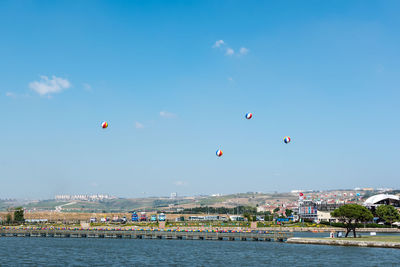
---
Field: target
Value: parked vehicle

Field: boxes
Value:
[131,212,139,222]
[140,213,147,222]
[158,213,166,221]
[150,215,157,222]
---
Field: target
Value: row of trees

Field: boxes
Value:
[376,205,400,226]
[331,204,400,238]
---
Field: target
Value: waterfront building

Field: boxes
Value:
[363,194,400,210]
[316,201,344,212]
[362,188,374,191]
[298,199,318,221]
[229,215,245,221]
[316,211,337,223]
[256,206,266,213]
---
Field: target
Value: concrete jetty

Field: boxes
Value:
[0,228,293,242]
[287,237,400,249]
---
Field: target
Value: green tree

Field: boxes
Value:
[376,205,400,227]
[6,214,12,224]
[13,207,24,223]
[263,211,272,221]
[331,204,373,238]
[273,207,280,213]
[243,212,252,221]
[285,209,293,217]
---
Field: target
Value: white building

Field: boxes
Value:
[257,206,266,213]
[363,194,400,209]
[317,211,337,223]
[298,200,318,221]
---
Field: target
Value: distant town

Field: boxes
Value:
[0,187,399,226]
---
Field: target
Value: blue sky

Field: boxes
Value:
[0,1,399,199]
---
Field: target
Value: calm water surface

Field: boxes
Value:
[0,236,398,266]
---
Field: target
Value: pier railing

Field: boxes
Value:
[0,228,293,242]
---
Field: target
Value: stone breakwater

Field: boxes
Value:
[287,238,400,249]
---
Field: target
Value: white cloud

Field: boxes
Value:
[29,75,71,96]
[239,47,249,55]
[160,111,176,118]
[227,77,233,81]
[212,40,249,57]
[213,40,225,48]
[5,92,16,98]
[226,48,234,56]
[135,122,144,129]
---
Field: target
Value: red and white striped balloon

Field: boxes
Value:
[101,121,108,129]
[216,149,223,157]
[245,113,253,119]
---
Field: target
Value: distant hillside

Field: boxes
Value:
[23,197,196,213]
[19,192,298,213]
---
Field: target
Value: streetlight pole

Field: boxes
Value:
[142,192,146,213]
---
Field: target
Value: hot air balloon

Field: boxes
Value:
[245,113,253,120]
[101,121,108,129]
[216,149,223,157]
[356,193,360,196]
[284,136,291,144]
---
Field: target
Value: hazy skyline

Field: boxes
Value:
[1,1,399,198]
